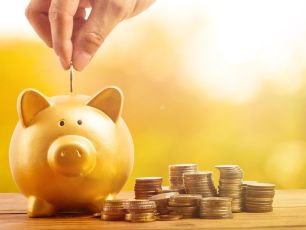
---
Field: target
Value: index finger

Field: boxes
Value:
[49,0,79,69]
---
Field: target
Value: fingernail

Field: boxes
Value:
[57,56,70,70]
[73,51,91,71]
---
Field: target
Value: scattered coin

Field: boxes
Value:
[149,192,179,214]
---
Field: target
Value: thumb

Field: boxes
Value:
[72,1,124,71]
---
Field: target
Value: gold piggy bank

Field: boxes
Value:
[9,86,134,217]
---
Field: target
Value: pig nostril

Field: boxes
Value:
[59,120,65,126]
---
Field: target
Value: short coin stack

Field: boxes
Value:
[149,192,178,214]
[183,171,217,197]
[200,197,233,219]
[169,164,198,190]
[167,194,201,218]
[134,177,163,199]
[101,199,128,221]
[245,183,275,213]
[216,165,243,212]
[242,181,257,210]
[125,200,157,222]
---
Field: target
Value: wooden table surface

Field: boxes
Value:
[0,190,306,230]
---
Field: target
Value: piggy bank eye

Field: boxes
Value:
[77,120,82,125]
[59,120,65,126]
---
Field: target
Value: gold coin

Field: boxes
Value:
[247,183,275,189]
[183,171,213,177]
[101,214,125,221]
[128,209,157,214]
[125,212,157,222]
[136,177,162,181]
[170,194,202,200]
[169,164,198,169]
[157,214,183,221]
[93,212,101,218]
[215,165,239,169]
[149,192,179,201]
[127,199,155,205]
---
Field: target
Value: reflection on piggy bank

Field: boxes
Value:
[9,86,134,217]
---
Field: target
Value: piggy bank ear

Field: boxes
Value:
[86,86,123,123]
[17,89,51,127]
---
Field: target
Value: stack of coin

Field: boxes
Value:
[245,183,275,213]
[167,194,201,218]
[169,164,198,190]
[125,200,157,222]
[101,199,128,221]
[183,171,217,197]
[216,165,243,212]
[242,181,258,210]
[162,186,185,194]
[199,197,233,219]
[149,192,178,214]
[134,177,163,199]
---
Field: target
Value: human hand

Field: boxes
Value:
[25,0,155,71]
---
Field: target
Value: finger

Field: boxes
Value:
[74,7,87,21]
[128,0,156,18]
[49,0,80,69]
[79,0,91,8]
[72,7,87,41]
[72,1,124,71]
[25,0,52,47]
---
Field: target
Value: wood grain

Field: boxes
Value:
[0,190,305,230]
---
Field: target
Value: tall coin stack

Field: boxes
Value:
[134,177,163,199]
[183,171,217,197]
[200,197,233,219]
[101,199,128,221]
[169,164,198,190]
[245,183,275,213]
[126,200,157,222]
[167,194,201,218]
[149,192,178,214]
[216,165,243,212]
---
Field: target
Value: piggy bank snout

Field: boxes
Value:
[48,135,97,177]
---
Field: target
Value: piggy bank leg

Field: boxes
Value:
[28,196,56,217]
[87,194,117,213]
[87,198,105,213]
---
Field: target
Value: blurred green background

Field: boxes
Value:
[1,1,306,192]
